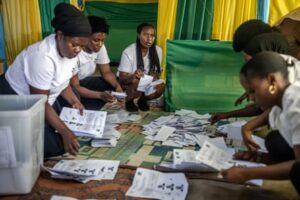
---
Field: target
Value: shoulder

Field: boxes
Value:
[155,45,162,55]
[123,43,136,54]
[283,82,300,110]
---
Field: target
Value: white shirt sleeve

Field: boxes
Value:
[95,45,110,65]
[156,45,163,66]
[284,86,300,145]
[118,50,134,74]
[24,53,55,90]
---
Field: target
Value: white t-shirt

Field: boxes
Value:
[5,34,78,105]
[118,43,162,75]
[75,45,110,80]
[269,81,300,147]
[280,54,300,83]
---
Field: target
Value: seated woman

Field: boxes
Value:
[71,16,123,110]
[0,3,91,158]
[118,23,165,112]
[221,52,300,195]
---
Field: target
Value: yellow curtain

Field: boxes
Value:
[269,0,300,25]
[85,0,157,3]
[1,0,42,65]
[156,0,178,79]
[212,0,257,41]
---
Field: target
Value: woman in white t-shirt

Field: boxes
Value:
[70,16,123,110]
[118,23,165,112]
[221,52,300,195]
[0,3,91,158]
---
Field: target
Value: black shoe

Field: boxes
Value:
[125,100,138,112]
[137,97,149,111]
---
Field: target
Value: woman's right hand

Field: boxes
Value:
[62,131,80,156]
[209,112,229,124]
[241,125,260,152]
[99,91,115,103]
[134,69,144,79]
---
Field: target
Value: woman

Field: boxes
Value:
[221,52,300,195]
[118,23,165,112]
[0,3,91,158]
[70,16,123,110]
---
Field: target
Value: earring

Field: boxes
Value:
[269,85,276,95]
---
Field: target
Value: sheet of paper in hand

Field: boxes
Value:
[137,74,153,92]
[59,107,107,138]
[126,168,188,200]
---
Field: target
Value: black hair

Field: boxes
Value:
[233,19,272,52]
[51,3,91,37]
[244,51,289,81]
[240,65,247,76]
[136,23,161,75]
[88,15,110,34]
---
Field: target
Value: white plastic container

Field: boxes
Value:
[0,95,46,195]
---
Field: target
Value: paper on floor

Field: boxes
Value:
[126,168,188,200]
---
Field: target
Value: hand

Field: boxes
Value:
[233,151,259,162]
[72,101,84,115]
[134,69,144,79]
[115,85,123,93]
[209,112,229,124]
[62,131,80,156]
[221,167,249,183]
[241,126,260,151]
[234,92,249,106]
[99,91,115,103]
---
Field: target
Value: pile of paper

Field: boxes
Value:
[142,109,213,147]
[91,110,141,147]
[137,74,165,96]
[172,140,264,186]
[59,107,107,138]
[45,160,119,183]
[126,168,188,200]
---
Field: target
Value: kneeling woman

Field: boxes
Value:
[0,3,91,158]
[118,23,165,112]
[221,52,300,195]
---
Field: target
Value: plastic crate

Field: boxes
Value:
[0,95,46,195]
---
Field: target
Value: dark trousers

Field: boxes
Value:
[79,76,114,110]
[265,130,295,163]
[0,74,66,159]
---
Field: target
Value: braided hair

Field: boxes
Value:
[136,23,161,75]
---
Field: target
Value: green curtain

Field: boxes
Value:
[39,0,69,38]
[165,40,245,113]
[174,0,213,40]
[84,2,158,63]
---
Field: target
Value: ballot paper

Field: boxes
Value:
[59,107,107,138]
[144,79,165,96]
[46,160,119,183]
[0,126,17,168]
[226,120,247,140]
[152,125,176,141]
[252,135,268,153]
[91,138,117,147]
[111,91,127,99]
[126,168,188,200]
[137,74,153,92]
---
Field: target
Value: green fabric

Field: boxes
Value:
[39,0,69,38]
[174,0,213,40]
[165,40,245,113]
[84,2,158,63]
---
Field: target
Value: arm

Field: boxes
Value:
[119,70,143,86]
[241,109,270,151]
[98,64,123,92]
[60,84,84,114]
[30,86,80,156]
[210,104,263,124]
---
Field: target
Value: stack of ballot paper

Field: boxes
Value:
[171,141,265,186]
[126,168,188,200]
[142,109,213,147]
[137,74,153,92]
[59,107,107,138]
[111,91,127,99]
[45,160,119,183]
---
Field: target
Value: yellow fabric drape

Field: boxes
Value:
[269,0,300,25]
[156,0,178,79]
[212,0,257,41]
[1,0,42,65]
[70,0,85,11]
[85,0,157,3]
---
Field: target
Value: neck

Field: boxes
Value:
[276,82,290,108]
[55,36,63,58]
[141,46,148,57]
